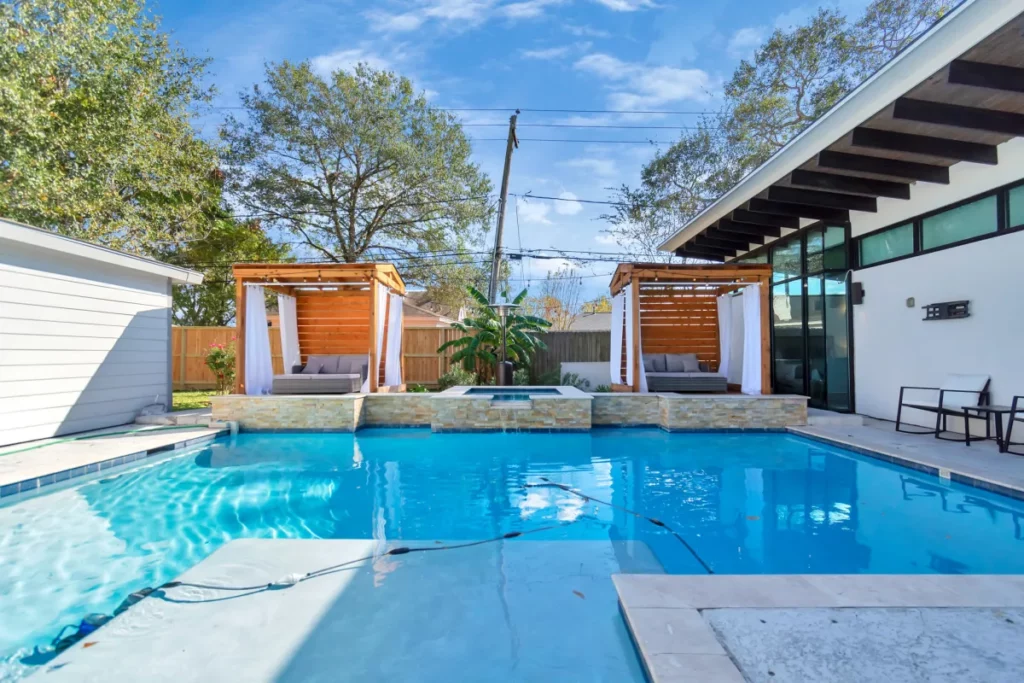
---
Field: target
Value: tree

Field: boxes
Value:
[158,216,290,326]
[438,286,551,369]
[222,61,493,281]
[606,0,948,251]
[524,266,583,331]
[0,0,221,252]
[582,296,612,314]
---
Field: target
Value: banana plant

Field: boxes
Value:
[437,286,552,370]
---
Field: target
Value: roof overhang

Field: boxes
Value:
[659,0,1024,260]
[0,218,203,284]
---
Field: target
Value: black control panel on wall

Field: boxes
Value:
[922,300,970,321]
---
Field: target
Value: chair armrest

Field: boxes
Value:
[698,361,710,372]
[291,364,305,374]
[899,385,940,391]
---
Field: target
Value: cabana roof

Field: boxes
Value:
[233,263,405,295]
[610,263,772,295]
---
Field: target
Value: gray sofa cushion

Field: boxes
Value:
[664,353,700,373]
[301,356,328,374]
[643,353,667,372]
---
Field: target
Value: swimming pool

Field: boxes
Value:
[2,428,1023,681]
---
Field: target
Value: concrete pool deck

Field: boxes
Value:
[790,417,1024,499]
[0,424,227,499]
[614,574,1024,682]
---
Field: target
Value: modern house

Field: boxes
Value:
[0,219,203,446]
[658,0,1024,428]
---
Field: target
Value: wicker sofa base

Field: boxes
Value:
[647,373,728,393]
[271,374,361,394]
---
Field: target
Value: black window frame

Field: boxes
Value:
[852,177,1024,270]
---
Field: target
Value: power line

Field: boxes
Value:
[471,138,672,144]
[208,105,711,115]
[463,123,706,130]
[512,193,624,207]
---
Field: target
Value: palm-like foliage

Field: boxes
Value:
[438,286,552,369]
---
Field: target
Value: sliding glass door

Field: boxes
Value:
[768,226,853,412]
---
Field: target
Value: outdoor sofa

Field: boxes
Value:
[1004,395,1024,454]
[643,353,728,393]
[271,354,367,395]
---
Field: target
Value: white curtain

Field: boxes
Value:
[277,293,300,374]
[716,293,732,381]
[609,292,625,385]
[623,285,649,393]
[244,284,273,395]
[385,293,403,386]
[741,284,762,395]
[361,283,389,392]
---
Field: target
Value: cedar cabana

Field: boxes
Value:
[233,263,406,394]
[608,263,772,394]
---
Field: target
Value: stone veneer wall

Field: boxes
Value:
[213,393,806,432]
[361,395,434,426]
[660,395,807,429]
[590,395,660,426]
[212,395,364,431]
[431,397,592,431]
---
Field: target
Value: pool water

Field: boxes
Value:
[464,387,560,401]
[2,429,1023,681]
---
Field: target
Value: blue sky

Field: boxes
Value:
[158,0,869,299]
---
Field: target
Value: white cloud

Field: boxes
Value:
[564,24,611,38]
[310,49,392,77]
[499,0,565,19]
[574,53,712,108]
[562,157,617,177]
[516,199,552,224]
[520,45,572,60]
[591,0,656,10]
[365,10,425,32]
[554,191,583,215]
[727,26,766,59]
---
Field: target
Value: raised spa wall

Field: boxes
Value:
[212,392,808,432]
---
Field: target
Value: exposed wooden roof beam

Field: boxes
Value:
[948,59,1024,94]
[731,208,800,229]
[850,127,998,164]
[747,197,850,223]
[705,227,758,248]
[817,150,949,184]
[716,217,783,239]
[767,185,878,212]
[675,246,728,262]
[892,97,1024,136]
[695,233,749,251]
[789,169,911,199]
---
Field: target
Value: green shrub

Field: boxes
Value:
[513,368,530,386]
[593,384,611,393]
[407,384,430,393]
[438,366,478,390]
[536,368,560,386]
[560,372,590,390]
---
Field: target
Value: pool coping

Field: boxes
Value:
[613,574,1024,683]
[787,426,1024,502]
[0,429,227,500]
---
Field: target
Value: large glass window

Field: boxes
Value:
[1009,184,1024,229]
[921,195,997,250]
[823,274,851,412]
[858,223,913,266]
[772,240,801,281]
[738,252,768,264]
[772,280,804,396]
[823,226,847,270]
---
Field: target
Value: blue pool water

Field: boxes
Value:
[2,429,1023,681]
[464,387,560,400]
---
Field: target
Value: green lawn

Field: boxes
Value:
[172,390,217,411]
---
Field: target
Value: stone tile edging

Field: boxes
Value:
[0,430,226,500]
[789,427,1024,501]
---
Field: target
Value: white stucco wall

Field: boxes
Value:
[850,146,1024,426]
[0,240,173,446]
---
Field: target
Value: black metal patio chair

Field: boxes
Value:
[895,374,990,441]
[1004,395,1024,454]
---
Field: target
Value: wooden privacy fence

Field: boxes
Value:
[173,326,610,390]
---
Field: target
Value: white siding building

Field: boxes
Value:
[0,219,202,446]
[658,0,1024,430]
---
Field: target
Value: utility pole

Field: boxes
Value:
[488,110,519,303]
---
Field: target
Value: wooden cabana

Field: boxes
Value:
[609,263,772,394]
[233,263,406,394]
